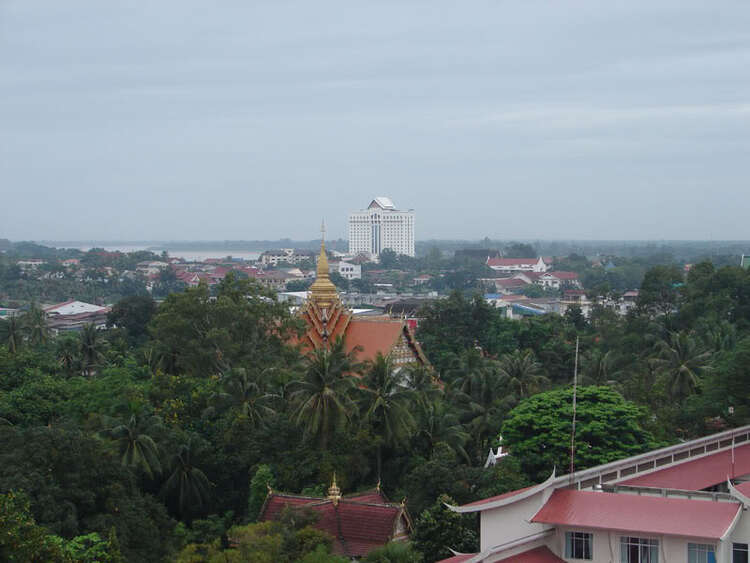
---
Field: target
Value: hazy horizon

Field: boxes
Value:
[2,1,749,241]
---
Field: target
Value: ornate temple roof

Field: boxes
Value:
[295,233,427,365]
[259,481,411,558]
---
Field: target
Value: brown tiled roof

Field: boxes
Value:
[259,492,408,557]
[344,319,405,362]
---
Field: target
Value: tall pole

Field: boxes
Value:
[569,336,579,485]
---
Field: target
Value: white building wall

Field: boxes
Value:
[334,261,361,280]
[348,200,415,257]
[479,493,551,552]
[543,527,724,563]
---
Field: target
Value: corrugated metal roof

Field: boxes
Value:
[461,486,534,508]
[531,489,739,539]
[437,546,564,563]
[499,547,565,562]
[622,442,750,490]
[735,480,750,496]
[437,554,477,563]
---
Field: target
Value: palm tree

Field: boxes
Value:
[403,364,442,407]
[699,320,737,353]
[456,348,501,405]
[414,400,470,462]
[206,367,278,429]
[1,315,22,354]
[104,414,163,479]
[79,323,106,377]
[359,353,416,478]
[450,350,511,463]
[581,349,622,386]
[24,304,49,347]
[286,337,360,449]
[498,349,548,399]
[56,335,79,377]
[651,331,712,402]
[161,439,212,518]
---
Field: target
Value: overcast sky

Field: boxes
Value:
[1,1,749,241]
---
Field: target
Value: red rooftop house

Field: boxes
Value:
[439,424,750,562]
[259,477,412,558]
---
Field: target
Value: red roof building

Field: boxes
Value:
[259,480,411,558]
[531,489,740,540]
[294,240,428,366]
[442,425,750,562]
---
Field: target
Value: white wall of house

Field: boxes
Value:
[333,261,361,280]
[545,527,725,563]
[479,493,551,552]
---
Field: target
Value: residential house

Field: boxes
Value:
[486,257,551,273]
[259,249,315,266]
[16,259,46,271]
[412,274,432,286]
[560,289,593,317]
[136,261,169,276]
[537,271,582,290]
[330,260,362,280]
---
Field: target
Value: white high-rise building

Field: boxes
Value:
[348,197,415,258]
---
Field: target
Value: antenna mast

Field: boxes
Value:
[569,335,579,485]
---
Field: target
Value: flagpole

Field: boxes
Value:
[569,336,579,485]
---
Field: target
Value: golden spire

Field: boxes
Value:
[308,220,339,310]
[327,472,342,505]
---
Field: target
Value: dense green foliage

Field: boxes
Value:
[501,386,656,481]
[1,257,749,561]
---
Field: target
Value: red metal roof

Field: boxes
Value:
[546,271,578,280]
[531,489,739,539]
[461,486,533,508]
[437,547,565,562]
[437,554,477,563]
[495,278,528,288]
[499,547,565,562]
[736,481,750,496]
[622,442,750,490]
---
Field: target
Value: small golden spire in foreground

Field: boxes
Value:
[328,472,342,505]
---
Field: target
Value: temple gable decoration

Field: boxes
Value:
[297,232,427,365]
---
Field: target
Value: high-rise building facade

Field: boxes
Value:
[348,197,415,258]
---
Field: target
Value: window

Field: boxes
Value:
[565,531,592,559]
[735,544,749,563]
[621,537,658,563]
[689,544,716,563]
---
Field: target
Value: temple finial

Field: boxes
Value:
[321,219,326,243]
[328,472,342,505]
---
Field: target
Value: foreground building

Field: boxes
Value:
[348,197,415,258]
[295,237,427,365]
[440,425,750,563]
[259,478,411,558]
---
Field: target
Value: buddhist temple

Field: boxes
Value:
[259,476,412,558]
[296,230,428,366]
